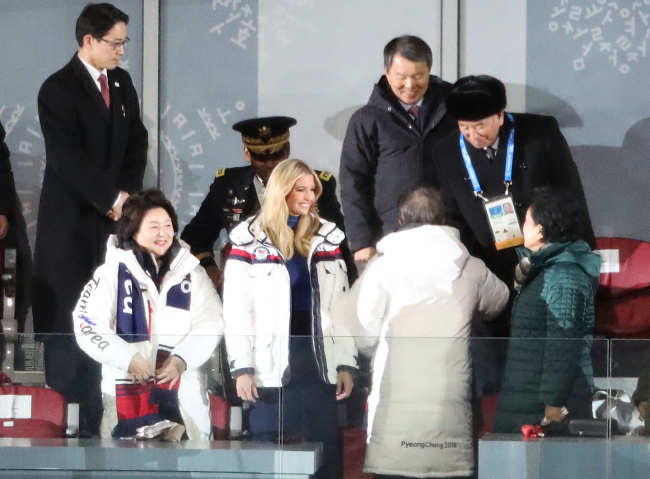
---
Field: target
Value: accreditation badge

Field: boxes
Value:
[483,195,524,250]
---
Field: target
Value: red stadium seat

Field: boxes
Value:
[0,376,66,438]
[595,237,650,338]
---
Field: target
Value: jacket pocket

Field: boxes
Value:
[251,263,277,310]
[318,261,342,313]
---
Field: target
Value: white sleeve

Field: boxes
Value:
[222,250,256,373]
[171,267,225,372]
[72,264,140,372]
[329,258,358,369]
[471,257,510,321]
[354,258,388,353]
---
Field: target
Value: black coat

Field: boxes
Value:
[181,165,357,282]
[0,122,18,218]
[33,54,148,334]
[0,121,32,332]
[432,113,596,289]
[339,75,456,252]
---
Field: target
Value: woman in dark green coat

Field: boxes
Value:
[493,187,602,433]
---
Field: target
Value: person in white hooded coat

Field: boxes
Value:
[73,189,224,440]
[342,187,508,479]
[223,159,357,479]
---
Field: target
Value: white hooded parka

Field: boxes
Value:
[340,225,509,477]
[73,236,224,440]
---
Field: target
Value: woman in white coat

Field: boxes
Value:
[223,159,357,479]
[73,189,224,440]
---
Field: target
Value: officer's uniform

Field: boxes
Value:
[181,116,356,282]
[181,165,348,268]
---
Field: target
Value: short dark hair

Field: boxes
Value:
[384,36,433,70]
[117,189,178,245]
[249,142,290,162]
[528,187,585,244]
[446,75,507,121]
[75,3,129,46]
[398,186,445,226]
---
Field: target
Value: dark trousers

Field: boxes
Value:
[375,475,475,479]
[248,337,341,479]
[44,336,103,436]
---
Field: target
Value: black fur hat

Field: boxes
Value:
[445,75,507,121]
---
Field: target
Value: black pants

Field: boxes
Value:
[248,336,341,479]
[375,475,475,479]
[44,336,103,436]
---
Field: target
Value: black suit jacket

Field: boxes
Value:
[0,122,18,218]
[432,113,596,286]
[33,54,148,333]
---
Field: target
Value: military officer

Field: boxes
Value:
[181,116,355,289]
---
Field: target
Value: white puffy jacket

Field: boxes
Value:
[223,216,357,387]
[337,225,508,477]
[73,236,224,440]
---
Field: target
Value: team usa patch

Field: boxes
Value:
[229,247,282,264]
[254,246,269,261]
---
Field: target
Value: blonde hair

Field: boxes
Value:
[258,159,322,259]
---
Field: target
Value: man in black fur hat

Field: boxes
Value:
[434,75,595,295]
[431,75,595,397]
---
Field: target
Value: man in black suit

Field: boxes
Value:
[0,122,17,243]
[33,3,148,435]
[432,75,595,398]
[1,121,18,365]
[182,116,355,289]
[340,35,456,264]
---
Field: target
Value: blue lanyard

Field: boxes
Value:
[459,113,515,201]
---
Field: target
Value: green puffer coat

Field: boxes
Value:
[493,241,601,433]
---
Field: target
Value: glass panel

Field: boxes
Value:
[0,332,290,476]
[284,336,609,479]
[609,339,647,436]
[0,332,622,476]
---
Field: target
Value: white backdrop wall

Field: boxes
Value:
[461,0,650,241]
[257,0,442,176]
[460,0,527,110]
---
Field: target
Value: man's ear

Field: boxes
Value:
[243,146,251,163]
[82,34,95,50]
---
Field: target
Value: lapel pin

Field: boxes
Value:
[114,82,120,87]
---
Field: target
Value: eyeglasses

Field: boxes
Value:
[98,37,130,51]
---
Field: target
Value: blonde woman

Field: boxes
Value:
[223,159,356,479]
